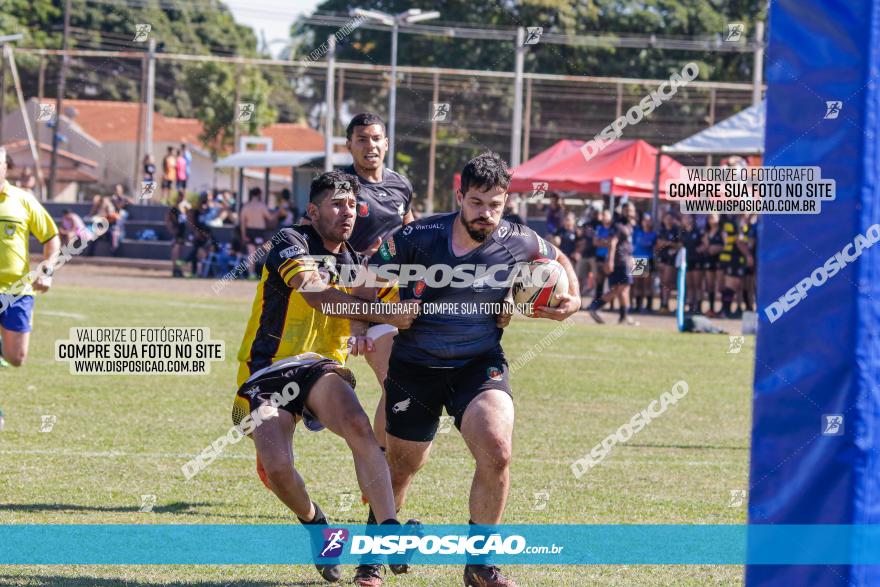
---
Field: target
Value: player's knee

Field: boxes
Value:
[478,439,512,472]
[260,457,295,487]
[390,450,427,479]
[5,349,26,367]
[342,411,375,444]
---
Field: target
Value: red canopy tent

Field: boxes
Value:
[507,139,683,198]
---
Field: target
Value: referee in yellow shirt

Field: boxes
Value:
[0,147,60,367]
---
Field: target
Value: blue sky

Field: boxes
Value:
[225,0,323,53]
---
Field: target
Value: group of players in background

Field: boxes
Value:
[546,197,759,321]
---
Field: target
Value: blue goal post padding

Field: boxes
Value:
[748,1,880,586]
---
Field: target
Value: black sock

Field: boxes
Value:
[366,506,377,526]
[619,306,626,320]
[709,291,716,311]
[588,297,606,311]
[721,288,734,314]
[634,296,642,310]
[646,295,653,311]
[743,290,753,311]
[298,501,325,525]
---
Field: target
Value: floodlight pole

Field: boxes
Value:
[324,34,336,172]
[48,0,71,201]
[388,21,399,168]
[353,8,440,170]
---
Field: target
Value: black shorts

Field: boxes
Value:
[176,179,187,190]
[723,262,746,278]
[232,353,356,434]
[657,251,676,267]
[385,351,511,442]
[245,228,270,245]
[686,256,705,272]
[702,257,720,271]
[608,264,633,286]
[162,179,173,189]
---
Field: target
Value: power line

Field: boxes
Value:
[300,14,763,53]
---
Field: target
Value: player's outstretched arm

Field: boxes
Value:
[533,245,580,321]
[289,269,420,330]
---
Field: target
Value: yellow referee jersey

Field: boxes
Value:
[0,181,58,294]
[236,224,365,386]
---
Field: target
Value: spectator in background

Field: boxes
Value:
[503,197,525,225]
[187,193,213,277]
[239,187,275,278]
[17,167,36,191]
[181,143,192,183]
[545,193,563,236]
[175,148,188,193]
[86,195,121,255]
[111,184,133,251]
[165,191,190,278]
[588,202,638,325]
[655,212,682,313]
[58,209,90,247]
[277,188,296,229]
[742,213,758,314]
[631,212,657,313]
[143,154,156,184]
[553,211,578,261]
[161,146,176,202]
[202,191,224,227]
[592,209,614,301]
[700,213,725,316]
[680,213,705,314]
[221,191,238,226]
[574,208,597,307]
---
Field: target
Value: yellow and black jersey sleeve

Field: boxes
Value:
[265,229,315,286]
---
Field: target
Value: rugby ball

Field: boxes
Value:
[512,258,569,316]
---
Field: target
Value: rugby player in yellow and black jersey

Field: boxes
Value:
[233,170,418,584]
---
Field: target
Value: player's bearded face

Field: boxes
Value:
[458,186,506,242]
[312,193,356,242]
[347,124,387,171]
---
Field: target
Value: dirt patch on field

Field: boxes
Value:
[53,264,255,301]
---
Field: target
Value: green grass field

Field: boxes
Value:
[0,275,753,586]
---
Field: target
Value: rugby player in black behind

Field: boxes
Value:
[353,152,580,587]
[233,171,419,583]
[343,112,415,453]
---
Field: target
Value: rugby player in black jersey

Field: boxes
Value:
[353,152,580,587]
[343,113,416,454]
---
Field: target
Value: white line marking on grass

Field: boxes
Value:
[38,311,86,320]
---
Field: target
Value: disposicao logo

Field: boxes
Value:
[320,528,349,558]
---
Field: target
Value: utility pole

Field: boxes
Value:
[36,55,45,136]
[522,77,532,161]
[353,8,440,168]
[0,42,6,142]
[5,43,44,198]
[426,70,439,213]
[48,0,71,200]
[144,38,156,158]
[323,35,335,172]
[388,20,399,168]
[752,21,765,105]
[133,48,147,195]
[510,27,525,169]
[232,60,242,201]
